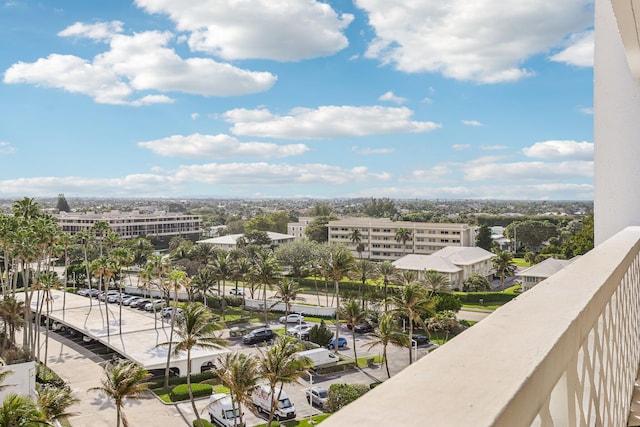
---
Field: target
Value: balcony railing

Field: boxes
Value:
[322,226,640,427]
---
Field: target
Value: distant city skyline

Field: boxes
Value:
[0,0,594,200]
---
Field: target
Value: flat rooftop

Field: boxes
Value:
[22,290,229,374]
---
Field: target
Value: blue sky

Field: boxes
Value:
[0,0,595,200]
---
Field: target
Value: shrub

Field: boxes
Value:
[169,383,213,401]
[454,291,517,305]
[192,420,214,427]
[324,383,369,413]
[315,359,356,375]
[308,320,333,347]
[434,293,462,313]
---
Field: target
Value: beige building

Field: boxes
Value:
[197,231,295,250]
[287,216,316,239]
[517,257,580,291]
[56,210,202,240]
[328,217,475,261]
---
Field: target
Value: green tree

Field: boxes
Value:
[422,270,451,296]
[308,320,333,347]
[322,244,355,354]
[214,352,259,427]
[163,267,188,389]
[273,239,317,278]
[258,336,310,426]
[492,250,515,290]
[390,283,434,365]
[475,224,493,251]
[37,384,79,424]
[434,293,462,313]
[304,216,335,243]
[338,300,367,362]
[0,393,49,427]
[324,383,369,413]
[505,220,558,252]
[158,303,227,427]
[364,314,409,378]
[394,228,412,255]
[376,261,399,312]
[89,361,153,427]
[462,274,491,292]
[349,259,377,310]
[270,279,305,334]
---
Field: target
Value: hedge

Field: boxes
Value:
[152,371,217,389]
[192,420,214,427]
[170,383,213,401]
[454,291,517,305]
[315,359,356,375]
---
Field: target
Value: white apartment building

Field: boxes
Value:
[328,217,475,261]
[56,210,202,240]
[287,216,316,239]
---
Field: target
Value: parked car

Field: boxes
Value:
[286,324,312,337]
[161,307,184,319]
[131,298,151,309]
[80,289,100,298]
[107,293,127,303]
[327,336,348,349]
[76,288,92,297]
[306,386,329,408]
[353,322,374,333]
[229,288,244,296]
[279,313,304,324]
[122,296,142,306]
[144,300,166,311]
[242,328,274,345]
[99,290,120,301]
[412,334,431,346]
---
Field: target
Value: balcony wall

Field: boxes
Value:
[321,227,640,427]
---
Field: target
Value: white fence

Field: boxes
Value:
[243,299,336,317]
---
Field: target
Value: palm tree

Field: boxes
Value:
[270,279,305,334]
[162,267,188,389]
[349,229,363,258]
[90,361,153,427]
[390,283,434,365]
[364,313,409,378]
[0,393,49,426]
[231,257,252,296]
[0,296,24,349]
[376,261,399,312]
[322,244,355,355]
[37,384,79,424]
[91,220,111,257]
[37,272,58,376]
[257,335,310,427]
[492,250,515,290]
[422,269,451,296]
[339,300,367,362]
[350,259,377,310]
[252,253,280,325]
[111,247,134,335]
[395,227,413,255]
[158,303,227,427]
[214,352,259,427]
[191,267,217,308]
[90,256,117,338]
[77,229,94,312]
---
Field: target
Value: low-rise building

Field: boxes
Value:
[328,217,475,261]
[392,246,495,289]
[197,231,295,250]
[518,257,580,291]
[56,210,202,240]
[287,216,316,240]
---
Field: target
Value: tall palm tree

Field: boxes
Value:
[257,335,310,427]
[158,303,227,427]
[162,267,188,389]
[191,267,217,308]
[231,257,252,296]
[91,221,111,257]
[339,300,367,362]
[422,269,451,297]
[77,229,94,312]
[214,352,259,427]
[0,393,49,426]
[270,279,304,334]
[90,256,117,338]
[90,361,153,427]
[376,261,399,312]
[111,247,134,335]
[322,244,355,355]
[37,272,58,375]
[364,313,409,378]
[395,227,412,255]
[0,296,24,349]
[350,259,377,310]
[37,384,79,424]
[390,283,434,365]
[252,253,280,325]
[349,229,363,258]
[492,250,515,290]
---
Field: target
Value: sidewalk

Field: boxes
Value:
[38,332,192,427]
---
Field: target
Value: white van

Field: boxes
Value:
[296,348,338,369]
[208,393,245,427]
[251,384,296,421]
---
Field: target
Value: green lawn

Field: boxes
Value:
[512,257,530,267]
[254,414,330,427]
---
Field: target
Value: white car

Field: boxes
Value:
[279,313,304,324]
[286,324,312,337]
[229,288,244,296]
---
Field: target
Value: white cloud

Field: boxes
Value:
[0,142,16,154]
[134,0,353,61]
[479,145,508,151]
[523,140,593,160]
[464,160,593,181]
[578,106,593,115]
[224,105,441,139]
[355,0,593,83]
[172,162,391,185]
[58,21,124,41]
[549,30,594,67]
[408,165,454,182]
[462,120,484,127]
[378,91,407,104]
[351,146,395,155]
[3,27,277,104]
[452,144,471,151]
[137,133,310,158]
[191,113,200,120]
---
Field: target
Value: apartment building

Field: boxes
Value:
[56,210,202,240]
[287,216,316,239]
[327,217,475,261]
